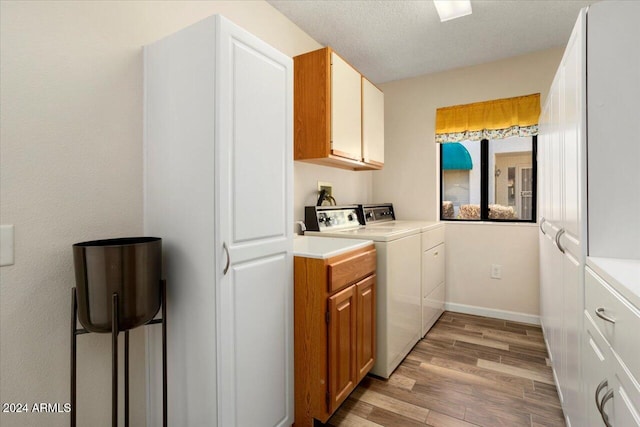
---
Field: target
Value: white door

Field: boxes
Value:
[331,52,362,161]
[362,77,384,165]
[582,313,610,427]
[217,18,293,427]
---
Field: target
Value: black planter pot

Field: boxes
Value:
[72,237,162,333]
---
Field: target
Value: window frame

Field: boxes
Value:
[440,136,537,223]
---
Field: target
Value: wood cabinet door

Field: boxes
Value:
[328,285,357,414]
[356,275,376,381]
[330,52,362,161]
[362,78,384,166]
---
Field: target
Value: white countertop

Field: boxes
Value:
[587,257,640,309]
[293,235,373,259]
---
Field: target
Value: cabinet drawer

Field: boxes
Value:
[612,355,640,427]
[328,248,376,293]
[421,226,445,251]
[585,267,640,381]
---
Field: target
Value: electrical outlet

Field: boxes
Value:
[317,181,332,197]
[491,264,502,279]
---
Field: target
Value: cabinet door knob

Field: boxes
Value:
[600,389,614,427]
[555,228,566,254]
[595,379,608,413]
[223,242,230,275]
[595,307,616,324]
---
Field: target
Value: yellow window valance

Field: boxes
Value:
[435,93,540,143]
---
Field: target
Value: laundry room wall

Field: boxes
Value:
[376,47,565,321]
[0,1,323,426]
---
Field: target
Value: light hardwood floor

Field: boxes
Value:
[325,311,565,427]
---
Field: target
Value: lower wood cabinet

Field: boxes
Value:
[294,245,376,426]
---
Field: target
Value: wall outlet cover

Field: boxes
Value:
[317,181,333,197]
[491,264,502,279]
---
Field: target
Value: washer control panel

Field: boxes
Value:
[304,206,362,232]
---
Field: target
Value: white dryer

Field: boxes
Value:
[360,204,446,337]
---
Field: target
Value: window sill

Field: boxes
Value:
[440,220,538,227]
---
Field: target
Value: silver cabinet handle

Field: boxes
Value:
[223,242,230,275]
[600,389,614,427]
[595,379,608,413]
[555,228,566,254]
[596,307,616,324]
[539,217,546,235]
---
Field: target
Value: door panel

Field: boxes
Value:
[331,52,362,160]
[561,22,585,243]
[362,78,384,164]
[582,313,610,427]
[328,285,357,413]
[229,39,289,244]
[217,17,293,427]
[223,254,291,427]
[356,276,376,381]
[562,252,584,426]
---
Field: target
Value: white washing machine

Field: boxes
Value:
[304,206,422,378]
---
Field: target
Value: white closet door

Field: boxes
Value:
[217,17,293,427]
[561,10,586,255]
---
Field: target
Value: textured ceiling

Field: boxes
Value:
[268,0,597,83]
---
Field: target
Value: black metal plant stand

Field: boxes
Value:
[70,280,167,427]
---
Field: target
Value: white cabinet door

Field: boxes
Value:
[362,77,384,166]
[331,52,362,161]
[562,252,584,426]
[582,313,610,427]
[217,18,293,427]
[560,14,585,244]
[611,363,640,427]
[421,243,444,336]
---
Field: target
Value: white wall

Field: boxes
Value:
[376,47,564,320]
[0,2,327,426]
[294,163,373,225]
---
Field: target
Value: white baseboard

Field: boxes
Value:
[444,302,540,325]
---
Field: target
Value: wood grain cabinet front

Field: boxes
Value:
[293,47,384,171]
[294,245,376,426]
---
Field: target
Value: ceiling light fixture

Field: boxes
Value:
[434,0,473,22]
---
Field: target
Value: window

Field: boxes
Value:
[441,135,536,222]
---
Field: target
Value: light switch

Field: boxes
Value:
[1,225,15,267]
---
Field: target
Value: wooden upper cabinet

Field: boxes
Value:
[294,47,383,171]
[362,78,384,167]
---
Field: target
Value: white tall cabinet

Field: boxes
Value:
[539,3,640,427]
[143,15,293,426]
[538,10,586,426]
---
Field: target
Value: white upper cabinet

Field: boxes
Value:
[362,77,385,167]
[331,51,362,162]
